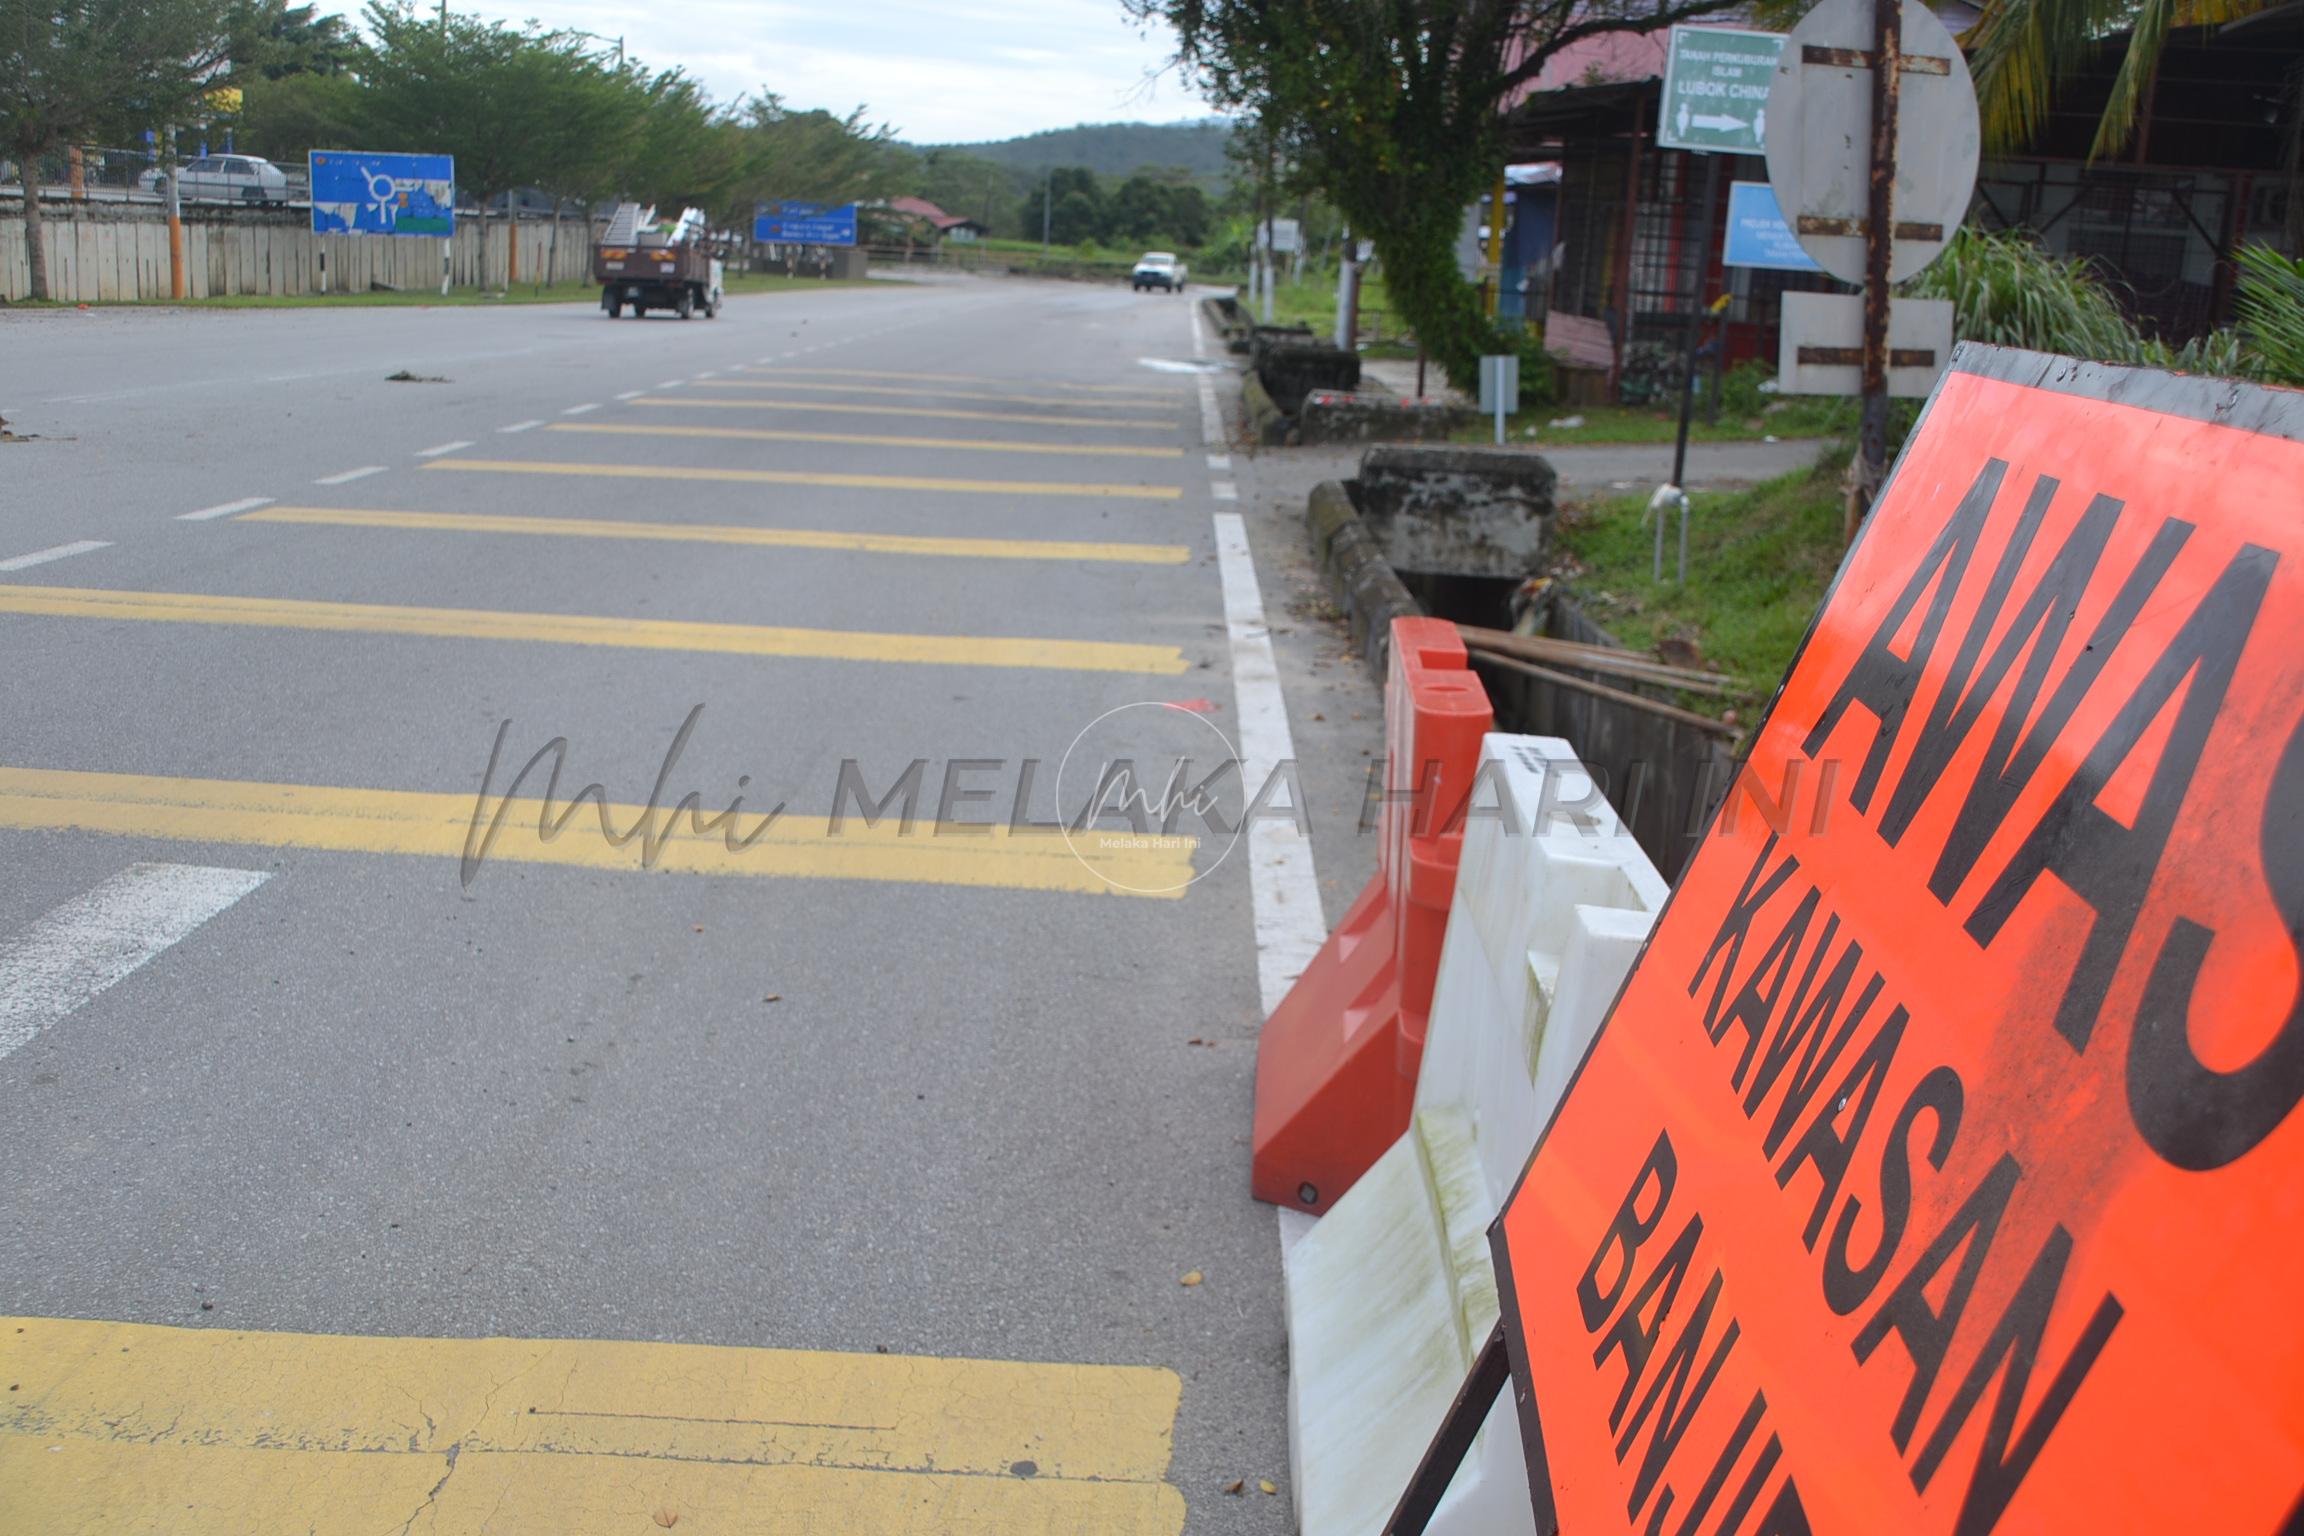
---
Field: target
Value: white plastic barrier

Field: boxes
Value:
[1285,734,1669,1536]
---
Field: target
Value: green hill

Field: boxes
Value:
[923,120,1234,188]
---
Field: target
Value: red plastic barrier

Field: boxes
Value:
[1250,616,1492,1213]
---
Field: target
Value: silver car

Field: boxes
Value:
[139,155,291,206]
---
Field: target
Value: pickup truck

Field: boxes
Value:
[1131,252,1188,292]
[595,203,724,320]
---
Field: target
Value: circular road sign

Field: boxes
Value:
[1763,0,1979,286]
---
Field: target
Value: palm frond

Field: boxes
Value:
[1966,0,2123,152]
[1968,0,2280,157]
[2233,244,2304,385]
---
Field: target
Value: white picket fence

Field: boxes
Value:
[0,204,596,303]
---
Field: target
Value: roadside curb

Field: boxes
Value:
[1199,293,1252,353]
[1307,480,1421,679]
[1243,371,1294,447]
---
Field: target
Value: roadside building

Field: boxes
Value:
[1501,10,2304,400]
[884,196,990,246]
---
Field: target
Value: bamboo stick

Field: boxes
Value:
[1455,624,1747,698]
[1466,651,1742,738]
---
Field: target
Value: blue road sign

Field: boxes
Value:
[753,201,858,247]
[1722,181,1822,272]
[309,151,456,237]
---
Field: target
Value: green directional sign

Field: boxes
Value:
[1657,26,1785,153]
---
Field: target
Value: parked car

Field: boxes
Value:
[1132,251,1188,292]
[137,155,290,206]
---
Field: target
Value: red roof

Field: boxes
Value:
[888,196,986,232]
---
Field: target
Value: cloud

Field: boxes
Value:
[454,0,1214,141]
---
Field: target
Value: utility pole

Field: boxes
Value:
[1260,135,1276,324]
[164,134,186,301]
[1041,166,1052,255]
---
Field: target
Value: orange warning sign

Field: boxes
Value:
[1491,347,2304,1535]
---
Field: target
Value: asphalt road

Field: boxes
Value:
[0,277,1388,1533]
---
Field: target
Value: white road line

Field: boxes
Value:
[314,466,386,485]
[561,403,599,416]
[615,390,643,401]
[0,540,110,571]
[413,440,473,459]
[1213,510,1326,1016]
[497,420,543,434]
[0,863,270,1063]
[1217,505,1332,1261]
[1207,454,1231,472]
[657,379,683,390]
[179,497,272,523]
[1197,378,1225,448]
[693,370,720,379]
[1213,480,1239,502]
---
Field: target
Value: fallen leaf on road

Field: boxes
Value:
[653,1510,679,1528]
[763,994,782,1003]
[1223,1480,1245,1496]
[1180,1270,1203,1287]
[1260,1479,1278,1495]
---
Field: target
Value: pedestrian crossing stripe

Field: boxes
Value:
[740,365,1185,397]
[696,378,1180,411]
[550,421,1185,459]
[0,767,1200,896]
[0,1316,1188,1535]
[629,397,1177,430]
[423,457,1186,500]
[0,584,1190,673]
[237,506,1192,564]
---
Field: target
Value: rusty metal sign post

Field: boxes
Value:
[1649,25,1788,586]
[1856,0,1900,536]
[1763,0,1978,538]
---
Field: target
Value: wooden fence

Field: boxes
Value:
[0,202,596,303]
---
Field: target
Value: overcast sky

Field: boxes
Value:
[449,0,1216,143]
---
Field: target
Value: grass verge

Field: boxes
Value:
[1456,396,1855,447]
[1550,445,1850,696]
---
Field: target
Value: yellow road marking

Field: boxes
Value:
[240,505,1189,562]
[633,395,1177,430]
[0,766,1198,894]
[1,1316,1188,1535]
[425,456,1184,501]
[0,583,1190,673]
[697,377,1171,410]
[743,365,1183,396]
[550,420,1184,459]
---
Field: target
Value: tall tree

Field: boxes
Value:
[1019,165,1102,244]
[908,148,1021,237]
[1130,0,1739,380]
[618,71,745,221]
[736,93,904,211]
[353,3,624,216]
[1,0,235,299]
[228,0,357,80]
